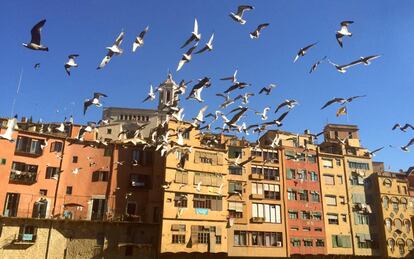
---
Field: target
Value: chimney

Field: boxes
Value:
[21,117,27,123]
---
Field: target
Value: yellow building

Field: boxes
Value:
[372,166,414,257]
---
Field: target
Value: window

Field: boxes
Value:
[229,181,243,193]
[310,192,320,202]
[357,233,376,249]
[401,198,408,209]
[106,128,112,134]
[322,159,333,168]
[303,227,310,231]
[132,150,140,162]
[200,157,213,164]
[383,179,392,188]
[72,156,78,163]
[288,210,298,219]
[172,234,186,244]
[263,167,279,180]
[339,196,345,204]
[350,173,364,185]
[298,190,308,201]
[403,186,408,194]
[316,239,324,247]
[235,231,282,247]
[291,238,301,247]
[341,214,347,222]
[327,214,339,224]
[314,228,322,232]
[66,186,72,195]
[307,155,317,163]
[290,227,299,231]
[10,162,38,184]
[234,231,247,246]
[287,189,296,200]
[193,194,222,211]
[303,239,313,247]
[337,175,343,184]
[174,193,187,208]
[1,158,6,165]
[182,131,190,139]
[332,235,352,248]
[397,185,401,193]
[228,202,243,218]
[310,171,318,181]
[325,195,337,206]
[263,184,280,200]
[354,213,370,225]
[45,167,59,179]
[335,159,341,166]
[382,196,389,209]
[301,211,311,220]
[15,136,42,155]
[312,212,322,220]
[297,170,307,180]
[175,170,188,184]
[194,172,223,187]
[3,192,20,217]
[18,225,37,242]
[385,218,392,231]
[324,175,335,185]
[228,147,242,159]
[263,151,278,162]
[130,174,150,188]
[395,219,403,231]
[251,150,262,157]
[251,166,262,176]
[286,168,296,179]
[104,147,113,157]
[348,161,370,170]
[92,171,109,182]
[392,198,399,212]
[252,203,281,223]
[39,189,47,196]
[229,166,243,175]
[404,219,411,233]
[252,182,263,195]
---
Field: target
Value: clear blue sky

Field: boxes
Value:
[1,1,414,171]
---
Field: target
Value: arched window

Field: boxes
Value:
[395,219,403,232]
[388,238,395,251]
[404,219,411,233]
[385,218,392,231]
[397,239,405,255]
[406,239,414,250]
[383,196,389,209]
[384,179,392,188]
[401,198,408,210]
[391,197,399,212]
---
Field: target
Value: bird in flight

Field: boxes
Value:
[229,5,254,25]
[293,42,317,63]
[132,26,149,52]
[0,117,18,142]
[321,95,366,110]
[23,19,49,51]
[64,54,79,76]
[250,23,270,39]
[34,63,41,69]
[259,84,277,95]
[220,70,238,83]
[328,55,380,73]
[195,33,214,54]
[392,123,414,132]
[274,99,298,113]
[84,92,108,115]
[143,85,156,103]
[97,31,125,69]
[177,43,198,71]
[309,56,327,74]
[336,21,354,48]
[401,138,414,152]
[181,18,201,49]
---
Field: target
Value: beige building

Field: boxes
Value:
[371,165,414,257]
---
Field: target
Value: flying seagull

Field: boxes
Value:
[83,92,108,115]
[34,63,40,69]
[224,82,251,94]
[132,26,149,52]
[181,18,201,49]
[274,99,298,113]
[235,92,254,104]
[0,117,18,142]
[186,77,211,102]
[229,5,254,25]
[259,84,277,95]
[255,107,270,120]
[293,42,317,63]
[250,23,270,39]
[143,85,156,103]
[220,70,238,83]
[23,19,49,51]
[320,95,366,110]
[262,111,290,127]
[328,55,380,73]
[195,33,214,54]
[64,54,79,76]
[336,21,354,48]
[393,123,414,132]
[309,56,327,74]
[401,138,414,152]
[177,43,198,71]
[97,31,125,69]
[216,93,235,109]
[365,147,384,157]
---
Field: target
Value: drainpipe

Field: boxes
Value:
[45,135,66,259]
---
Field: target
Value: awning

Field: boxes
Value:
[64,203,84,207]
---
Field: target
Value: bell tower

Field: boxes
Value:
[158,72,178,111]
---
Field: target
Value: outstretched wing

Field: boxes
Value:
[31,19,46,45]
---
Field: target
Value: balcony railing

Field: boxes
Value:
[250,173,264,180]
[250,217,265,223]
[9,170,37,184]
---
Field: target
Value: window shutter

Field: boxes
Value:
[229,183,235,193]
[175,171,183,183]
[182,172,188,184]
[191,226,198,244]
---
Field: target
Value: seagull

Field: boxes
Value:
[84,92,108,115]
[220,70,238,83]
[255,107,270,120]
[293,42,317,63]
[97,31,125,69]
[162,181,172,190]
[72,167,82,175]
[269,134,281,149]
[401,138,414,152]
[336,21,354,48]
[320,95,366,110]
[23,19,49,51]
[177,43,198,71]
[55,123,65,133]
[40,139,48,150]
[195,33,214,54]
[132,26,149,52]
[259,84,276,95]
[262,110,290,127]
[224,82,251,94]
[250,23,270,39]
[309,56,327,74]
[229,5,254,25]
[0,117,18,142]
[328,56,380,73]
[274,99,298,113]
[216,93,234,109]
[221,107,248,128]
[235,93,254,104]
[181,18,201,49]
[192,105,208,124]
[143,85,156,103]
[365,147,384,157]
[64,54,79,76]
[195,181,202,192]
[34,63,40,69]
[186,77,211,102]
[393,123,414,132]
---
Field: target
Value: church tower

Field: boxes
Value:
[157,72,178,111]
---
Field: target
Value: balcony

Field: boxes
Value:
[250,173,264,180]
[250,217,265,223]
[9,170,37,184]
[250,194,264,200]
